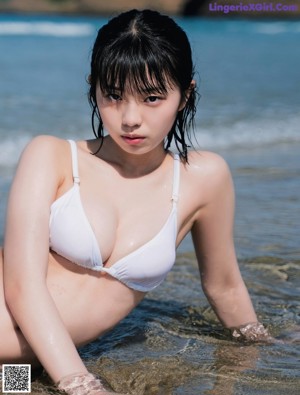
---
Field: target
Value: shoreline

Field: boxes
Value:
[0,0,299,18]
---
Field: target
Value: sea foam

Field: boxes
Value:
[0,21,94,37]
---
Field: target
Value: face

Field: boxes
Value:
[96,82,184,155]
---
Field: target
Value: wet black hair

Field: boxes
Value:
[88,9,198,162]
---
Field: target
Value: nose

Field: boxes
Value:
[121,101,142,130]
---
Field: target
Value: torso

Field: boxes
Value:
[46,251,145,346]
[0,136,222,360]
[53,138,205,254]
[45,137,211,346]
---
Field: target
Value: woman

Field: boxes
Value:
[0,9,270,395]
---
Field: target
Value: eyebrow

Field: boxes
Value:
[104,86,121,92]
[103,85,167,95]
[105,85,168,94]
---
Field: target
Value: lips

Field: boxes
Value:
[121,134,145,145]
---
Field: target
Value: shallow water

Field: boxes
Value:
[0,14,299,395]
[28,252,300,394]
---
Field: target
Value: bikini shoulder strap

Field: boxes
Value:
[67,140,80,184]
[171,153,180,205]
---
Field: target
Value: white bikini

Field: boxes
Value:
[49,140,180,292]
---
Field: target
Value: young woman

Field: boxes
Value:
[0,9,270,395]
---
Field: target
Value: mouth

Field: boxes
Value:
[121,135,146,145]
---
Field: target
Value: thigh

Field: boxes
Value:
[0,248,39,366]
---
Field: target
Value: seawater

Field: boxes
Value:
[0,14,299,394]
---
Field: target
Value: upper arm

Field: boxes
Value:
[4,135,65,288]
[191,153,242,293]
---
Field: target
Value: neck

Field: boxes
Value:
[97,136,168,178]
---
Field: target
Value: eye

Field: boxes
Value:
[145,96,162,104]
[107,93,122,101]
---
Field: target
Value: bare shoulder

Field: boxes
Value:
[16,135,73,184]
[21,135,68,157]
[182,150,233,203]
[19,135,72,167]
[185,150,231,182]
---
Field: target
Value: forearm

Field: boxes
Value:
[5,285,87,383]
[204,280,257,328]
[204,281,272,341]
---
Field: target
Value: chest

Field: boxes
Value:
[51,151,203,268]
[52,155,181,266]
[81,169,176,264]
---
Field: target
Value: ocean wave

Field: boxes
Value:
[0,134,32,169]
[193,113,300,150]
[0,112,299,170]
[0,21,94,37]
[227,21,300,35]
[254,22,300,35]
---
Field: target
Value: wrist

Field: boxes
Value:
[229,321,272,342]
[57,372,108,394]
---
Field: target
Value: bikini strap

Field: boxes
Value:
[68,140,80,185]
[171,153,180,205]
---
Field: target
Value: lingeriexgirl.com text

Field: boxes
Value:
[208,2,298,13]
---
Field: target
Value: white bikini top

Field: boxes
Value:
[49,140,180,292]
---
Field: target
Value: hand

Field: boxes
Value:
[57,372,126,395]
[230,321,273,342]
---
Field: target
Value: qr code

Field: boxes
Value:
[2,364,31,393]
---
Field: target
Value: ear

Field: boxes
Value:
[178,80,196,111]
